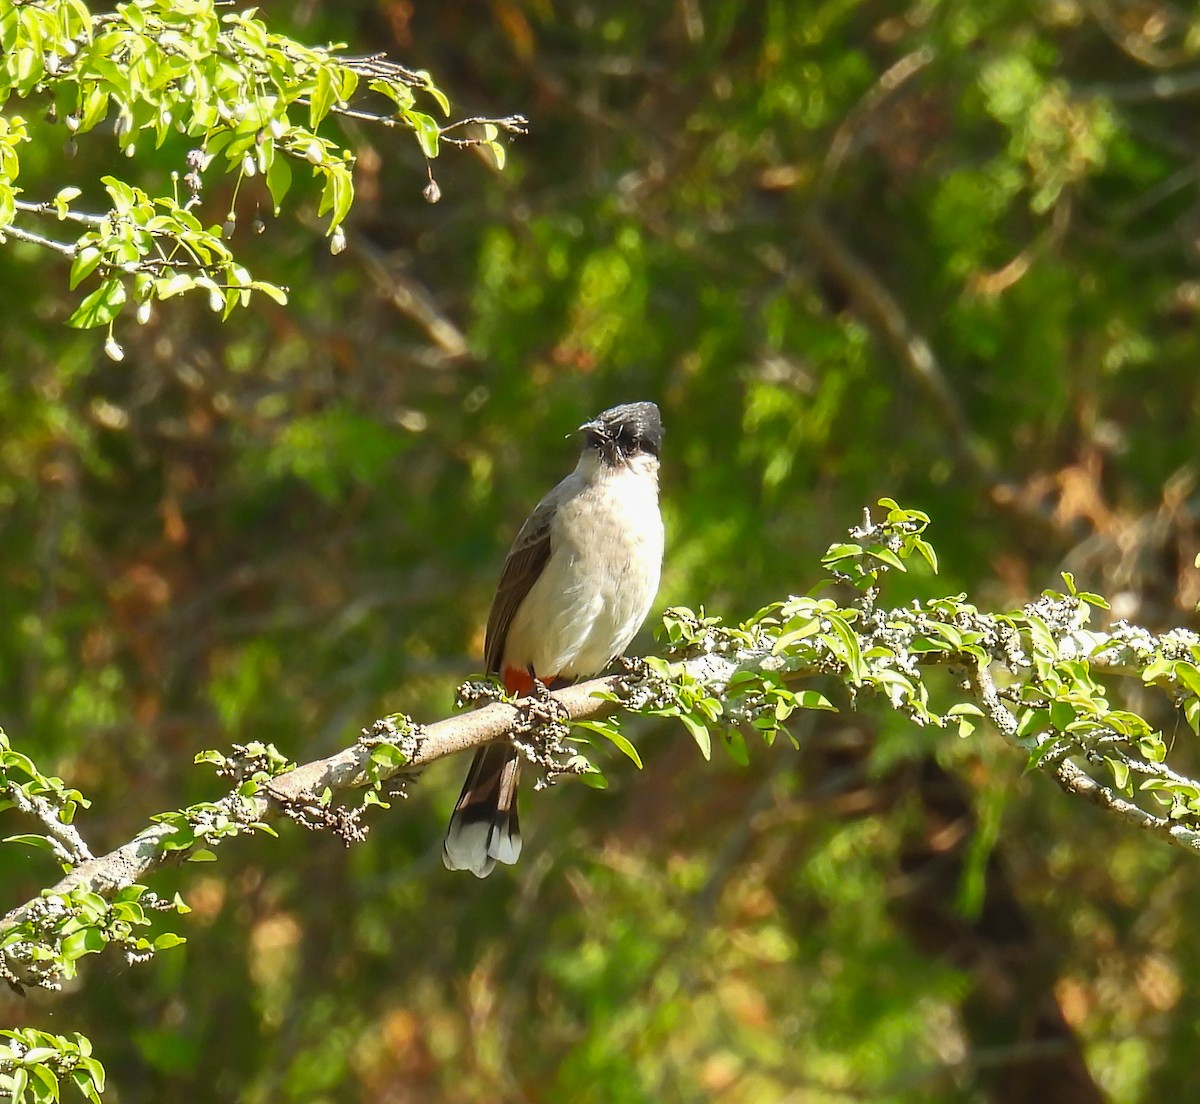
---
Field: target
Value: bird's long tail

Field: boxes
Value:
[442,743,522,877]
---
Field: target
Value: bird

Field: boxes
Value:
[442,401,665,877]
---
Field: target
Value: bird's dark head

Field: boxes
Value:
[580,401,663,464]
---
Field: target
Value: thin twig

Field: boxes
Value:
[972,662,1200,854]
[1082,70,1200,102]
[1,224,79,256]
[5,787,95,865]
[14,199,107,227]
[440,114,529,135]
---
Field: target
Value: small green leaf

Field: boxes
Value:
[722,728,749,766]
[309,66,336,128]
[69,246,102,289]
[61,927,105,960]
[250,280,289,305]
[679,713,711,760]
[21,1047,62,1065]
[408,111,441,157]
[773,616,820,655]
[795,690,836,712]
[822,543,863,563]
[869,547,907,571]
[597,727,642,769]
[3,833,56,851]
[264,146,293,212]
[158,824,195,851]
[369,743,408,768]
[156,273,194,299]
[1016,708,1050,738]
[152,932,187,951]
[67,277,126,328]
[1049,701,1076,732]
[1026,735,1066,769]
[71,1066,104,1104]
[913,538,939,573]
[824,615,865,684]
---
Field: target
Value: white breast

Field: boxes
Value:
[502,453,664,680]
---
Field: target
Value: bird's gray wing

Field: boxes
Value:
[483,495,557,676]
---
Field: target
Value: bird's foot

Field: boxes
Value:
[512,678,576,787]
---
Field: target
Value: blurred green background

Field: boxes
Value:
[3,1,1200,1100]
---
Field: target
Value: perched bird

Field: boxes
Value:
[443,401,665,877]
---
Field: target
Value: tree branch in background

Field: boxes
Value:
[349,233,471,361]
[800,213,1070,542]
[815,46,938,199]
[800,213,1001,483]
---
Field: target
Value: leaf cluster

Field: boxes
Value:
[0,0,518,347]
[0,1028,104,1104]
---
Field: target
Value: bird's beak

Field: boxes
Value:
[578,419,603,436]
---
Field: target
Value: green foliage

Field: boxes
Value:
[979,52,1116,214]
[260,408,409,504]
[23,499,1200,1100]
[1,881,188,990]
[2,1,1200,1100]
[820,499,939,587]
[0,0,518,346]
[0,1028,104,1104]
[1,728,89,838]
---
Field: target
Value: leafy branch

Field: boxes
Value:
[3,500,1199,1100]
[0,0,526,351]
[4,498,1200,957]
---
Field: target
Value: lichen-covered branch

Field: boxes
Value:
[4,500,1200,992]
[971,661,1200,852]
